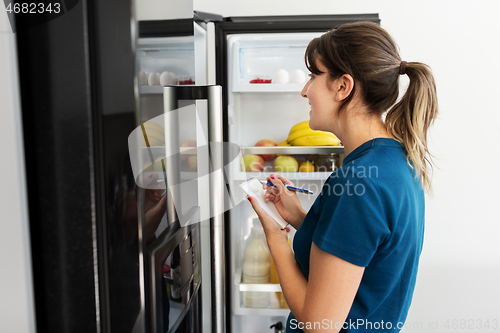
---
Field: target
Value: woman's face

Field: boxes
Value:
[301,59,339,133]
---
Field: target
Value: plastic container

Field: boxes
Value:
[242,224,270,307]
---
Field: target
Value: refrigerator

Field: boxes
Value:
[12,1,379,332]
[135,12,380,333]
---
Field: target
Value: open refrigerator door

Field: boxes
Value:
[226,32,345,332]
[134,20,213,333]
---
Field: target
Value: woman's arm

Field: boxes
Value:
[269,236,364,333]
[248,196,364,333]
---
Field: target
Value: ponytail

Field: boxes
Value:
[385,62,438,194]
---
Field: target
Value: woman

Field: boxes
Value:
[247,22,438,332]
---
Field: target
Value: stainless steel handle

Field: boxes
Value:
[163,85,225,333]
[207,86,225,333]
[163,86,181,226]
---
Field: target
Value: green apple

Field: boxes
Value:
[273,156,298,173]
[241,155,264,172]
[186,155,197,172]
[142,161,153,172]
[153,156,166,171]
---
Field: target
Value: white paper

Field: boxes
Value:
[239,178,289,229]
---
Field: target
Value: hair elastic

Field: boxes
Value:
[399,61,407,75]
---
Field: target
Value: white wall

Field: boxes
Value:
[190,0,500,332]
[0,5,36,333]
[136,0,192,20]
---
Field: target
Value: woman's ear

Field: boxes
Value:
[333,74,354,102]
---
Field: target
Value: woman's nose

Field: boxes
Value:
[300,80,310,98]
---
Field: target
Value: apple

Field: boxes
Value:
[142,161,153,172]
[241,155,264,172]
[181,139,196,147]
[153,156,166,171]
[186,155,197,172]
[273,156,298,173]
[255,139,277,161]
[180,139,196,161]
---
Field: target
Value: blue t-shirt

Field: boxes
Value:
[286,138,425,333]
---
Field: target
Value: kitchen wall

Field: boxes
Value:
[136,0,192,20]
[0,7,36,333]
[190,0,500,331]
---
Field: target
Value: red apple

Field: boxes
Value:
[273,156,298,173]
[255,139,277,161]
[241,155,264,172]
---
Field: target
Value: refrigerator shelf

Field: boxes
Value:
[240,146,344,154]
[233,171,333,181]
[233,306,290,317]
[141,146,197,153]
[233,83,305,93]
[140,171,198,181]
[233,268,291,317]
[139,85,195,94]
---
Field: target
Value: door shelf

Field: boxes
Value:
[139,85,196,94]
[233,268,291,317]
[139,86,164,94]
[237,267,282,293]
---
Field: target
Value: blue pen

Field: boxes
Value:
[265,180,314,195]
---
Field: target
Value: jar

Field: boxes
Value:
[314,154,340,172]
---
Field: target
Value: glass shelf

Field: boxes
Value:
[233,83,305,93]
[240,146,344,155]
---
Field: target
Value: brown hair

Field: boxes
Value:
[305,21,438,193]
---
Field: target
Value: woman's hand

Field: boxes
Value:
[263,174,307,230]
[247,195,288,246]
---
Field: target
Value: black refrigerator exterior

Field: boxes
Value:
[15,1,209,332]
[16,0,143,332]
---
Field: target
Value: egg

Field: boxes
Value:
[273,69,289,84]
[167,72,178,85]
[148,72,160,86]
[159,72,170,85]
[290,69,306,83]
[139,71,148,86]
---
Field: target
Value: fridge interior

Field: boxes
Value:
[227,32,344,332]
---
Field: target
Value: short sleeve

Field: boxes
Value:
[312,174,390,267]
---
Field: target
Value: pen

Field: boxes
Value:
[263,180,314,195]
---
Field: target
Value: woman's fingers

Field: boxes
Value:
[247,197,272,227]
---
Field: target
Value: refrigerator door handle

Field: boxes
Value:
[163,85,225,333]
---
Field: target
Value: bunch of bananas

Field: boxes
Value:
[140,121,165,147]
[286,121,339,146]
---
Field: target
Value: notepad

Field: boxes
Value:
[239,178,289,230]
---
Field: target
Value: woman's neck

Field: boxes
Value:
[337,111,392,157]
